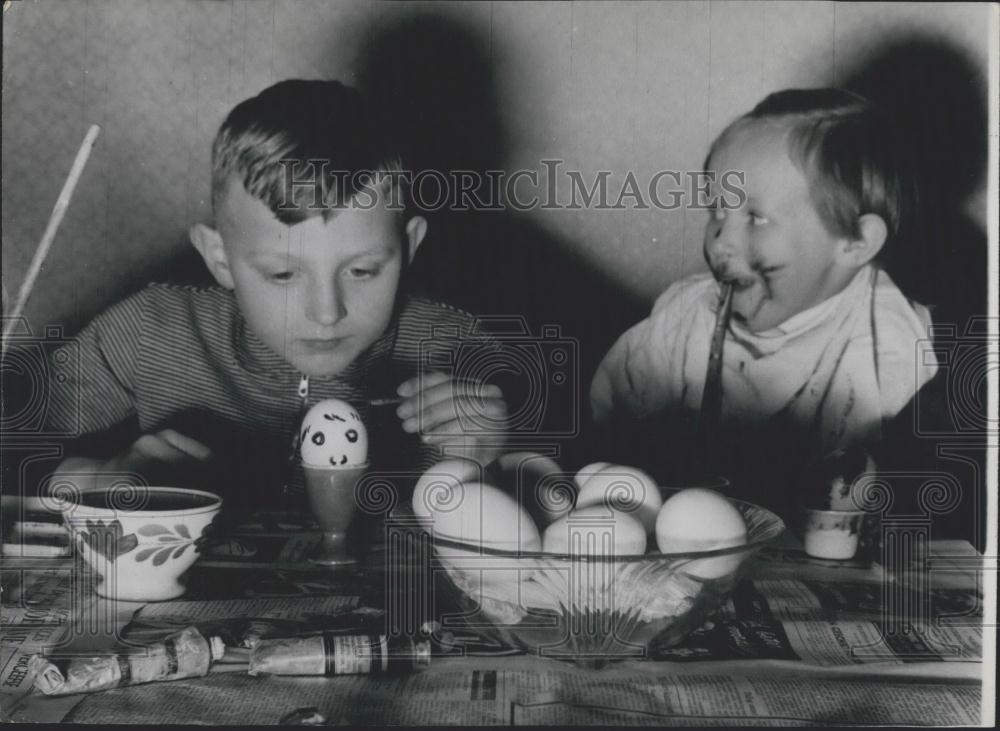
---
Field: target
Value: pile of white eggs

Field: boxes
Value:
[411,453,749,579]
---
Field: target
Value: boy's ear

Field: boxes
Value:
[840,213,887,267]
[404,215,428,263]
[189,223,235,289]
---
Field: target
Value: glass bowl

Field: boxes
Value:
[427,497,785,667]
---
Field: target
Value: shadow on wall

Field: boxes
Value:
[843,37,990,551]
[356,9,645,454]
[842,35,988,332]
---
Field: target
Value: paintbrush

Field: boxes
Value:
[695,282,734,465]
[367,377,497,408]
[2,125,101,356]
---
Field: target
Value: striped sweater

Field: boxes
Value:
[44,283,483,511]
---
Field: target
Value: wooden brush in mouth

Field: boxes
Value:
[696,282,734,467]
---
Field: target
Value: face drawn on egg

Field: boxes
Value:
[299,399,369,467]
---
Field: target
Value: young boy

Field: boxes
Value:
[590,89,937,516]
[44,80,507,510]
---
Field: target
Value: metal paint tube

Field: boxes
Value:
[30,626,224,695]
[248,634,431,676]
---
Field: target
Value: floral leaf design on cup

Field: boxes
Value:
[79,519,139,561]
[134,523,197,565]
[135,547,160,562]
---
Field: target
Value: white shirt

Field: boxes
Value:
[590,265,938,459]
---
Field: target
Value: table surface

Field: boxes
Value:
[1,510,989,726]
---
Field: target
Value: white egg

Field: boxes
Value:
[655,488,748,579]
[299,399,368,468]
[574,462,612,490]
[492,452,575,526]
[542,504,647,556]
[574,464,662,534]
[420,480,540,591]
[416,480,540,550]
[412,458,485,521]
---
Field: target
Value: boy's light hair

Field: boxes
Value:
[211,79,405,224]
[710,88,911,245]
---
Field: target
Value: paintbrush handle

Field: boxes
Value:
[696,283,733,462]
[367,376,498,407]
[2,124,101,352]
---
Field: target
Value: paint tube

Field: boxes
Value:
[30,626,224,695]
[248,634,431,677]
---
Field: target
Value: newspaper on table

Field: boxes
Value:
[56,656,984,726]
[3,535,989,725]
[647,575,982,668]
[1,569,76,715]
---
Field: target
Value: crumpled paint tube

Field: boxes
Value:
[30,626,224,696]
[249,633,431,676]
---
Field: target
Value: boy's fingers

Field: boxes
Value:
[396,375,449,415]
[398,381,457,419]
[397,371,450,397]
[420,427,507,465]
[454,382,503,401]
[134,431,212,463]
[398,379,503,418]
[403,392,507,434]
[421,423,471,444]
[399,373,501,399]
[157,430,213,461]
[414,400,508,437]
[132,434,187,462]
[401,397,456,433]
[109,433,213,488]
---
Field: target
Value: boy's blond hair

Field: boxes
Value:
[211,79,405,224]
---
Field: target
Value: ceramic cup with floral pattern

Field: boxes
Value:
[58,485,222,601]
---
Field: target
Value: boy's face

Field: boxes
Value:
[703,125,855,332]
[202,179,423,378]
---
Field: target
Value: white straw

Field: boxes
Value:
[2,124,101,354]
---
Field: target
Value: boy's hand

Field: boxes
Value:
[102,429,214,488]
[396,372,508,465]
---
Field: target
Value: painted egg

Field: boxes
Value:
[542,504,647,556]
[655,488,748,578]
[299,399,368,468]
[575,464,662,533]
[491,452,575,527]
